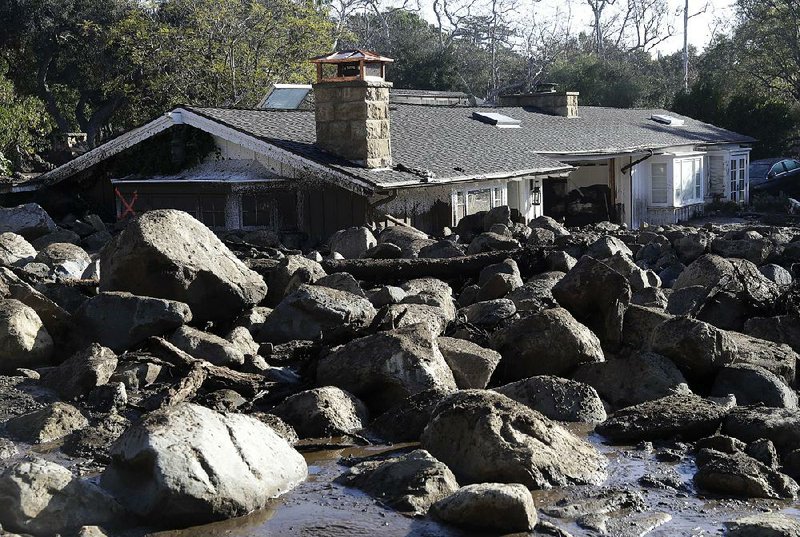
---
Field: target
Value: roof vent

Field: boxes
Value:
[651,114,685,126]
[258,84,313,110]
[472,111,521,129]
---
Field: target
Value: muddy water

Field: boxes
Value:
[130,430,800,537]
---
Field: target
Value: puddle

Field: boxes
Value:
[110,431,800,537]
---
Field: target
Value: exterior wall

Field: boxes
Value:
[645,204,705,226]
[313,80,393,168]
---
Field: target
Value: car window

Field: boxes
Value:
[770,162,787,175]
[782,159,800,171]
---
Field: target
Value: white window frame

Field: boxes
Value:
[451,181,508,225]
[649,160,670,207]
[673,155,704,206]
[728,151,750,204]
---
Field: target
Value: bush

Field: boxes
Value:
[704,200,741,215]
[751,192,791,213]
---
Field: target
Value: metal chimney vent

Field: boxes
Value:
[472,111,521,129]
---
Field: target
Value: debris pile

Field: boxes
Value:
[0,202,799,536]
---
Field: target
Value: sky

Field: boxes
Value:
[415,0,737,56]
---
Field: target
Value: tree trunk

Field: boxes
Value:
[37,53,70,134]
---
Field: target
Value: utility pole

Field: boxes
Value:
[683,0,689,91]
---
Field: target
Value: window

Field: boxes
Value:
[674,157,703,205]
[198,196,226,228]
[730,156,748,203]
[242,195,274,227]
[651,163,668,204]
[452,183,507,224]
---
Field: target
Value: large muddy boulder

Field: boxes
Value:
[401,278,457,321]
[328,226,377,259]
[169,326,244,367]
[367,388,450,443]
[41,344,118,400]
[271,386,368,439]
[694,449,798,500]
[0,299,54,373]
[0,458,126,536]
[430,483,538,533]
[722,407,800,454]
[257,284,376,344]
[650,317,737,381]
[101,403,307,526]
[437,337,501,389]
[491,307,604,381]
[266,255,326,305]
[572,352,691,409]
[494,376,607,424]
[744,315,800,354]
[0,203,57,240]
[100,210,267,322]
[725,513,800,536]
[75,292,192,352]
[711,364,797,408]
[552,256,631,347]
[0,233,36,267]
[421,390,607,489]
[5,402,89,444]
[35,242,91,279]
[335,449,458,515]
[377,226,435,257]
[597,394,732,442]
[317,324,456,412]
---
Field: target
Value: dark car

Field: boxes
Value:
[750,157,800,194]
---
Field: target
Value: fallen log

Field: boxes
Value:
[320,246,550,283]
[145,337,265,397]
[141,363,207,411]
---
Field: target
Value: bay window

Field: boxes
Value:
[452,182,507,224]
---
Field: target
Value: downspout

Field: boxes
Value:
[621,149,654,174]
[368,189,413,228]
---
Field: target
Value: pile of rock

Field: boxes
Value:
[0,202,799,536]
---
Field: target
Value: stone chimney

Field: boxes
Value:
[311,50,393,169]
[499,86,579,118]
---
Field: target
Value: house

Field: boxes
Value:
[12,50,754,245]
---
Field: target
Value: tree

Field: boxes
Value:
[0,64,51,174]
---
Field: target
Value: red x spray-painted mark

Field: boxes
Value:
[115,188,138,219]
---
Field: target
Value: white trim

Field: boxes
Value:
[34,114,175,188]
[111,177,284,185]
[377,166,573,189]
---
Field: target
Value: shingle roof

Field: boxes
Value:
[187,104,753,190]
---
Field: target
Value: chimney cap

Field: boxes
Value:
[310,49,394,64]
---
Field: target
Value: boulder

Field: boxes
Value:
[335,449,458,515]
[759,264,793,286]
[377,226,434,257]
[491,307,604,381]
[169,326,244,367]
[368,388,450,442]
[586,236,633,259]
[328,226,377,259]
[711,235,772,264]
[483,205,512,230]
[747,438,780,468]
[0,458,126,536]
[631,287,668,309]
[364,242,402,259]
[476,259,523,301]
[466,232,519,255]
[671,232,709,264]
[384,303,451,334]
[459,298,517,328]
[366,285,406,308]
[0,233,36,267]
[726,331,797,386]
[744,315,800,354]
[31,229,81,250]
[694,449,798,499]
[437,337,501,389]
[419,241,465,259]
[572,352,691,409]
[110,361,162,391]
[41,344,118,400]
[725,513,800,537]
[266,255,326,304]
[0,203,57,240]
[272,386,368,438]
[35,242,91,279]
[529,215,569,237]
[711,364,797,408]
[257,284,376,344]
[101,403,307,525]
[74,292,192,352]
[527,227,555,245]
[650,317,736,381]
[723,407,800,453]
[622,304,673,349]
[546,250,577,272]
[317,324,457,412]
[430,483,538,533]
[5,402,89,444]
[0,299,54,373]
[605,252,660,291]
[494,376,607,423]
[552,256,631,347]
[100,210,267,322]
[314,272,366,298]
[597,394,732,442]
[421,390,607,489]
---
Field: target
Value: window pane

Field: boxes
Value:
[651,163,668,204]
[467,189,492,214]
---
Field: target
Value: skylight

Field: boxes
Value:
[650,114,685,126]
[259,84,312,110]
[472,111,521,128]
